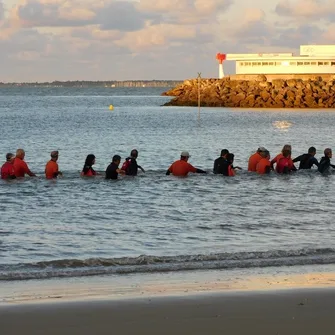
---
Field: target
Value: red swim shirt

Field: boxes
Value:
[1,162,15,179]
[168,160,197,176]
[13,158,34,177]
[256,158,271,174]
[45,160,59,179]
[248,152,262,172]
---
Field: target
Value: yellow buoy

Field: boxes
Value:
[109,105,114,111]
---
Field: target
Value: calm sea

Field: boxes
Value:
[0,87,335,281]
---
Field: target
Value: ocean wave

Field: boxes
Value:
[1,248,335,281]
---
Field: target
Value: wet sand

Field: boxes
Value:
[1,288,335,335]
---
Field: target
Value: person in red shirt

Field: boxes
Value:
[81,154,97,177]
[1,153,16,180]
[166,151,206,177]
[276,149,296,174]
[45,151,62,179]
[13,149,36,178]
[248,147,267,172]
[256,150,271,174]
[224,153,236,176]
[271,144,296,171]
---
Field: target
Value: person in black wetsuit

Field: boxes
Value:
[213,149,229,174]
[106,155,125,180]
[318,148,335,173]
[293,147,319,169]
[121,149,145,176]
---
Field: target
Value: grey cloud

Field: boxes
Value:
[97,1,161,32]
[271,24,324,49]
[17,1,94,27]
[0,1,4,21]
[0,29,50,54]
[16,0,161,31]
[232,20,272,45]
[275,1,292,16]
[275,0,335,21]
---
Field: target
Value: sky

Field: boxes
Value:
[0,0,334,82]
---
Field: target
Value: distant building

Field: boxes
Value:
[217,45,335,78]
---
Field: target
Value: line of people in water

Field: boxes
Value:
[0,148,145,180]
[1,145,335,180]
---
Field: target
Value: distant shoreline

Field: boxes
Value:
[0,80,183,88]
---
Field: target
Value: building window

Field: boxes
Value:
[240,62,244,66]
[324,62,329,65]
[257,62,261,66]
[304,62,310,65]
[269,62,274,65]
[289,62,296,65]
[311,62,317,65]
[331,62,335,66]
[262,62,269,66]
[318,62,324,66]
[252,62,258,66]
[297,62,303,65]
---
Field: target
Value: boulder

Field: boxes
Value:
[255,74,267,82]
[260,90,271,102]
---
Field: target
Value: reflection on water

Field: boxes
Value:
[273,120,293,130]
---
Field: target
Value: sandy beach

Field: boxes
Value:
[1,288,334,335]
[1,268,335,335]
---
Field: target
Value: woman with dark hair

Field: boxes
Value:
[81,154,97,177]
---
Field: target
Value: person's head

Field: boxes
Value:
[112,155,121,166]
[226,153,234,163]
[260,150,270,159]
[180,151,190,161]
[324,148,332,158]
[282,149,291,158]
[6,153,15,163]
[16,148,25,159]
[281,144,292,153]
[130,149,138,159]
[221,149,229,158]
[308,147,316,156]
[257,147,267,154]
[84,154,96,166]
[50,150,59,162]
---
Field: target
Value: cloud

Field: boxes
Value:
[271,24,324,48]
[114,24,198,51]
[0,1,4,21]
[275,0,335,20]
[97,1,160,32]
[137,0,233,24]
[16,0,96,27]
[228,8,272,45]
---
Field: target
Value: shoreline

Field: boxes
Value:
[2,264,335,305]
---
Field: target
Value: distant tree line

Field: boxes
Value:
[0,80,183,88]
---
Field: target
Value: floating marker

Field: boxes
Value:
[109,105,114,111]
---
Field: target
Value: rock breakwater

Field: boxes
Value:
[162,75,335,108]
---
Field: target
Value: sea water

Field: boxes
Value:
[0,87,335,281]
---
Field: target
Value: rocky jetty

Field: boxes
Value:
[162,75,335,108]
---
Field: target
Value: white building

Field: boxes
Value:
[219,45,335,78]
